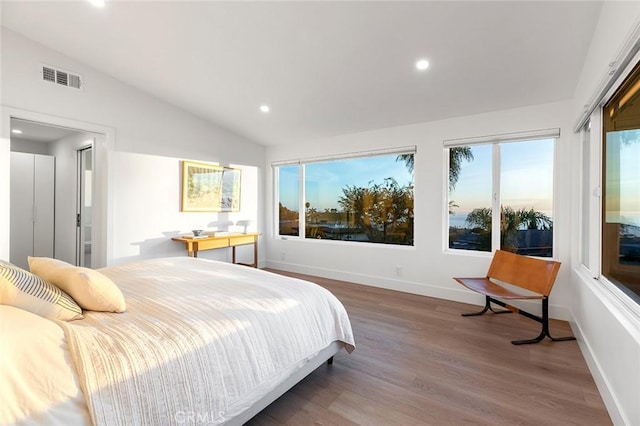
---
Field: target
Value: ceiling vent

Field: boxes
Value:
[41,64,82,90]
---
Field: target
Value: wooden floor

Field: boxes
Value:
[248,270,611,426]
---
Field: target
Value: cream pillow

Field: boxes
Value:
[0,260,83,321]
[28,257,126,313]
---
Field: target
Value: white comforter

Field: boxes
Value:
[57,257,355,426]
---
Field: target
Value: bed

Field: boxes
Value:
[0,257,355,425]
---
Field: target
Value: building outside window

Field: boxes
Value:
[275,150,414,246]
[446,132,557,257]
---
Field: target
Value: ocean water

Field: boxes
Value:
[449,213,469,228]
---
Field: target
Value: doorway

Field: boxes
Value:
[2,107,112,267]
[9,118,100,267]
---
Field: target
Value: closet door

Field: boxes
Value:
[10,152,55,269]
[10,152,35,268]
[33,154,55,257]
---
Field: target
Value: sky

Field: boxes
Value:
[449,139,555,227]
[279,154,413,211]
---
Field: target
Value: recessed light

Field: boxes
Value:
[87,0,105,7]
[11,129,22,134]
[415,59,430,71]
[260,105,270,113]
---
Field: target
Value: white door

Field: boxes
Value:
[34,154,55,257]
[10,152,55,269]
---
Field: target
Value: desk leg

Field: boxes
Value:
[252,237,258,268]
[231,239,258,268]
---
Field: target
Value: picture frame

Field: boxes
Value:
[181,161,241,212]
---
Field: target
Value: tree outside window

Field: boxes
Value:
[276,152,414,246]
[448,138,555,257]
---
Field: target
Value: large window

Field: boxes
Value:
[276,150,414,245]
[602,62,640,301]
[447,132,556,257]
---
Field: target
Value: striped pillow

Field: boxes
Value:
[0,260,83,321]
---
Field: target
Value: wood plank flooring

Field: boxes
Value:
[247,270,611,426]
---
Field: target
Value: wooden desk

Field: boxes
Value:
[171,233,260,267]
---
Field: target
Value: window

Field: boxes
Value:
[602,62,640,302]
[447,131,557,257]
[275,149,414,246]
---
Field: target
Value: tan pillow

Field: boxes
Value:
[28,257,126,313]
[0,260,83,321]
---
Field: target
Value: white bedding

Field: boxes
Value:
[56,257,355,425]
[0,305,90,425]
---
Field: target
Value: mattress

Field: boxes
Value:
[1,257,355,426]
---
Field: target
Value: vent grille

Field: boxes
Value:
[42,66,56,83]
[56,70,68,86]
[41,64,82,90]
[68,73,81,89]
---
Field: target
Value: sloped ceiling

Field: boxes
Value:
[1,1,602,146]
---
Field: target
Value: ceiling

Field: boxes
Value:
[1,1,603,146]
[10,118,83,143]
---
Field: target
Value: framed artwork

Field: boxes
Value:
[181,161,241,212]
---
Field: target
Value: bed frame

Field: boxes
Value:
[229,341,344,424]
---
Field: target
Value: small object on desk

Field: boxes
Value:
[192,229,204,236]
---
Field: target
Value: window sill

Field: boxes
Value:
[575,265,640,328]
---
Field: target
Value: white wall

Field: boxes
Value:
[110,151,259,265]
[1,28,265,265]
[11,137,50,155]
[265,100,575,320]
[570,2,640,425]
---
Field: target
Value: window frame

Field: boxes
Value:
[443,129,560,258]
[577,54,640,318]
[580,110,604,277]
[273,147,416,246]
[600,61,640,304]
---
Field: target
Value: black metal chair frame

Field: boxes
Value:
[463,294,576,345]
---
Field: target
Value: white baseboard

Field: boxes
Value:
[265,260,571,320]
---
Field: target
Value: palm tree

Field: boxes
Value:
[449,146,474,191]
[466,207,492,231]
[398,147,473,190]
[396,154,414,175]
[517,207,553,230]
[465,206,553,252]
[464,207,492,251]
